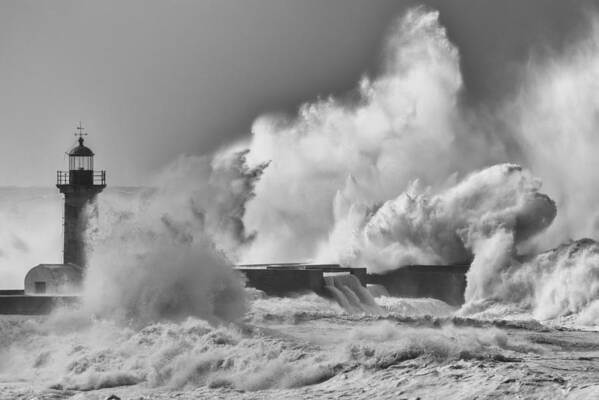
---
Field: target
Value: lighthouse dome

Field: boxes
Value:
[69,137,94,156]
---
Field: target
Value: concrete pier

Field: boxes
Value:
[0,295,79,315]
[0,263,469,315]
[236,262,469,305]
[236,263,367,296]
[367,264,469,306]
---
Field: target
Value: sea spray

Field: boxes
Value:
[328,164,555,275]
[231,7,599,329]
[240,8,505,264]
[81,151,266,323]
[461,239,599,325]
[508,16,599,249]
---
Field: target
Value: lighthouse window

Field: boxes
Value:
[69,156,93,171]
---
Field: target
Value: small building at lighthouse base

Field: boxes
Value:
[24,263,83,295]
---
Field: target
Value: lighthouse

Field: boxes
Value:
[24,123,106,295]
[56,123,106,267]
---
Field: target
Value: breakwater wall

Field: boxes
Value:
[0,295,79,315]
[0,263,469,315]
[236,263,469,306]
[236,264,367,296]
[366,264,469,306]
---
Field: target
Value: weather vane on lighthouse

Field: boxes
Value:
[75,121,88,145]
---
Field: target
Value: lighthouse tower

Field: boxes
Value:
[24,123,106,295]
[56,123,106,267]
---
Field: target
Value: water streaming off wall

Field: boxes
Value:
[323,273,383,314]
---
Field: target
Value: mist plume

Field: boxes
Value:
[82,151,266,323]
[240,8,506,264]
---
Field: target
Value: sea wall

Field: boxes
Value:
[236,264,368,296]
[0,295,79,315]
[0,290,25,295]
[0,264,469,315]
[367,264,469,306]
[239,269,325,296]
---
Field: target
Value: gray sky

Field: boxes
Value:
[0,0,594,186]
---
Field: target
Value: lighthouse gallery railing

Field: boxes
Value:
[57,170,106,186]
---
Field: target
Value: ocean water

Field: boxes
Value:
[2,292,599,400]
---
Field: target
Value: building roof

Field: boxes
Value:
[69,137,94,157]
[25,263,82,283]
[30,263,82,271]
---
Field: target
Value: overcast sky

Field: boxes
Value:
[0,0,594,186]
